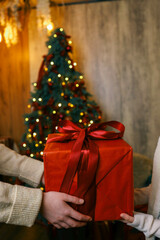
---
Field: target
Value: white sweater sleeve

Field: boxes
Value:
[127,211,160,238]
[0,144,44,187]
[134,185,151,206]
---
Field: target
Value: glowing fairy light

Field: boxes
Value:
[47,23,54,31]
[40,151,43,156]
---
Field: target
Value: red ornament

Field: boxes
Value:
[66,46,72,52]
[48,82,53,86]
[26,150,30,155]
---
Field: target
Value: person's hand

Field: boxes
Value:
[41,191,92,229]
[120,213,134,224]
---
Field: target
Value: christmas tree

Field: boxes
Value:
[21,27,102,160]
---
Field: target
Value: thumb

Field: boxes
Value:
[63,193,84,205]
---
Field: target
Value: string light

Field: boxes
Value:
[48,78,52,82]
[73,62,77,66]
[65,77,69,81]
[38,110,43,115]
[55,126,58,130]
[54,34,57,38]
[27,134,32,138]
[60,28,63,32]
[32,98,36,102]
[66,110,70,114]
[62,82,65,86]
[69,65,73,69]
[30,154,34,157]
[47,23,54,31]
[61,92,64,96]
[36,119,39,122]
[80,112,84,116]
[23,143,26,147]
[48,45,52,49]
[45,137,48,140]
[76,84,79,87]
[79,119,82,123]
[90,120,94,124]
[38,98,42,102]
[52,110,56,114]
[29,129,32,132]
[58,74,61,78]
[44,67,48,71]
[40,151,43,156]
[68,40,72,45]
[58,103,62,107]
[68,60,71,64]
[33,83,37,87]
[39,141,42,144]
[27,104,31,109]
[25,118,29,121]
[79,75,83,79]
[50,61,54,65]
[35,143,39,147]
[33,132,37,137]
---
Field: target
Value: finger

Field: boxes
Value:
[67,206,92,222]
[58,221,71,229]
[66,217,87,228]
[120,213,134,223]
[53,223,62,229]
[62,193,84,205]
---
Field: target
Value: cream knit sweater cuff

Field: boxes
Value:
[6,184,42,227]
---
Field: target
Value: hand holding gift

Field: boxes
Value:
[41,191,92,229]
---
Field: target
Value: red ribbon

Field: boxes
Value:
[37,54,53,89]
[47,120,125,199]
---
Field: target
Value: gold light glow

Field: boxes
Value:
[0,32,2,43]
[47,23,54,32]
[4,22,18,47]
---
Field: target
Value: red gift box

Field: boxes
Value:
[43,120,134,221]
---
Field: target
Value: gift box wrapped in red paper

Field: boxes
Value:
[43,120,134,221]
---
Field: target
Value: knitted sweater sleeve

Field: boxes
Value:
[0,181,42,227]
[0,144,44,187]
[127,211,160,238]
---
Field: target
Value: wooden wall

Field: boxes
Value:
[29,0,160,159]
[0,16,30,143]
[0,0,160,159]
